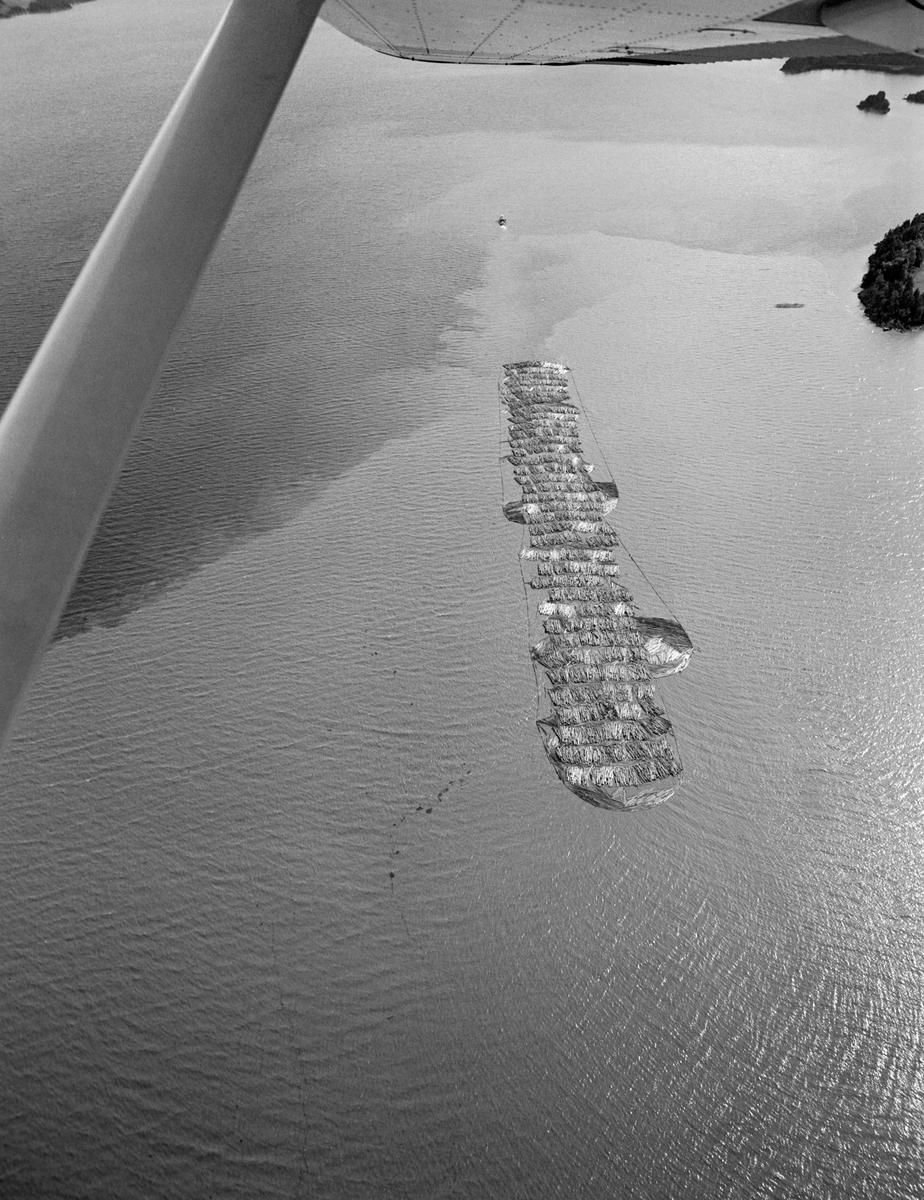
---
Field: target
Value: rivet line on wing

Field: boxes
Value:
[465,1,527,61]
[408,0,430,54]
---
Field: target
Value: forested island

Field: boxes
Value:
[0,0,92,17]
[781,54,924,75]
[858,213,924,330]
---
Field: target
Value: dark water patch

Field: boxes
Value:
[50,208,485,634]
[2,22,493,640]
[54,334,471,640]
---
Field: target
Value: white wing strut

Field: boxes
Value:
[0,0,323,747]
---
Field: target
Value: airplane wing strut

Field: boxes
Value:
[0,0,323,747]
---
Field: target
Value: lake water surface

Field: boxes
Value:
[1,4,923,1197]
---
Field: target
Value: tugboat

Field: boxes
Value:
[497,215,507,227]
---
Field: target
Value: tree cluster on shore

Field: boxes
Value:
[858,214,924,330]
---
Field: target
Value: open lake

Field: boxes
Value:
[1,3,923,1196]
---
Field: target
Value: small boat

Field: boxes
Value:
[497,216,507,227]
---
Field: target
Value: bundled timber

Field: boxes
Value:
[635,617,694,678]
[500,361,690,811]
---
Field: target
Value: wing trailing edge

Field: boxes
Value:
[320,0,924,63]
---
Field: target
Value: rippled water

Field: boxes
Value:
[1,5,923,1197]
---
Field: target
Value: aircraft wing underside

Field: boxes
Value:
[320,0,924,64]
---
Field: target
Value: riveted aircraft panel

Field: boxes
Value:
[320,0,847,63]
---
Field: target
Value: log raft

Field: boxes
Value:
[500,361,689,811]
